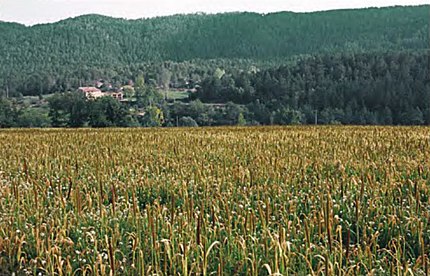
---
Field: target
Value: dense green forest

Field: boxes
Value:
[196,51,430,125]
[0,5,428,96]
[1,51,428,127]
[0,5,429,127]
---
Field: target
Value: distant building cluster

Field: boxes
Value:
[78,87,124,101]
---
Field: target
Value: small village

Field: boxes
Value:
[76,79,194,103]
[78,86,125,101]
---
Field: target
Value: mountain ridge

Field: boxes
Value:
[0,5,428,96]
[1,4,427,27]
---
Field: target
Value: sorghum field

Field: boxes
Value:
[0,127,429,275]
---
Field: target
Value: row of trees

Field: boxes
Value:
[43,97,246,128]
[0,96,248,128]
[0,98,51,128]
[48,93,135,127]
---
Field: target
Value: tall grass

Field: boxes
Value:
[0,126,428,275]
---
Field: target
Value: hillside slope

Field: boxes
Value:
[0,5,428,95]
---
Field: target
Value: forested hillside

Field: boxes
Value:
[1,50,428,128]
[0,5,428,96]
[195,51,430,125]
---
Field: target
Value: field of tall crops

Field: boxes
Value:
[0,127,429,275]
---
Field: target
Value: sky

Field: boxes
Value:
[0,0,428,26]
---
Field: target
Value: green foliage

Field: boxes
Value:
[399,107,425,125]
[48,92,88,127]
[179,116,198,127]
[164,90,189,101]
[135,80,164,108]
[47,93,136,128]
[47,94,70,127]
[4,49,430,128]
[237,113,246,126]
[213,68,226,79]
[0,6,427,96]
[17,108,51,128]
[273,108,304,125]
[197,51,429,126]
[88,96,134,127]
[1,6,429,127]
[0,98,18,128]
[122,85,135,98]
[141,106,165,127]
[157,67,172,89]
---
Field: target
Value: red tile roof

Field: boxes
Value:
[79,87,102,93]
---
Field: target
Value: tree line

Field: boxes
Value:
[0,50,428,127]
[195,51,430,125]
